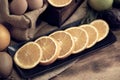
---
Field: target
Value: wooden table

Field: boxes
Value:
[4,0,120,79]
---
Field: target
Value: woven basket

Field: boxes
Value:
[0,0,47,41]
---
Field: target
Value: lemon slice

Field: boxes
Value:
[48,0,72,7]
[65,27,89,54]
[50,31,75,59]
[14,42,42,69]
[90,19,109,42]
[35,36,60,65]
[79,24,98,48]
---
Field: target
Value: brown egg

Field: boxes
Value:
[0,52,13,78]
[27,0,43,10]
[0,24,10,51]
[9,0,28,15]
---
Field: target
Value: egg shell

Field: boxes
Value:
[27,0,43,10]
[0,52,13,78]
[9,0,28,15]
[0,24,10,51]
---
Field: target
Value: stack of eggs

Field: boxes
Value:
[9,0,43,15]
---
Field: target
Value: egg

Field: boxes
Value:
[0,24,10,51]
[9,0,28,15]
[0,52,13,78]
[27,0,43,10]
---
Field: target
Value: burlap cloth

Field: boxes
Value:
[0,0,47,41]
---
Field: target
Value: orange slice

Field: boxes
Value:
[14,42,42,69]
[35,36,60,65]
[90,19,109,42]
[79,24,98,48]
[49,31,75,59]
[48,0,72,7]
[65,27,89,54]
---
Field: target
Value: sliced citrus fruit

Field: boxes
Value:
[65,27,89,54]
[14,42,42,69]
[79,24,98,48]
[48,0,72,7]
[49,31,75,59]
[35,36,60,65]
[90,19,109,42]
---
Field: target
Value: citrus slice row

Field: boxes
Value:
[79,24,98,48]
[49,31,75,59]
[90,19,109,42]
[65,27,89,54]
[35,36,60,65]
[14,42,42,69]
[14,19,110,67]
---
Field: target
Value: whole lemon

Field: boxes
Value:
[88,0,113,11]
[0,24,10,51]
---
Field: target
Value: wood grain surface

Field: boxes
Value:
[3,0,120,79]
